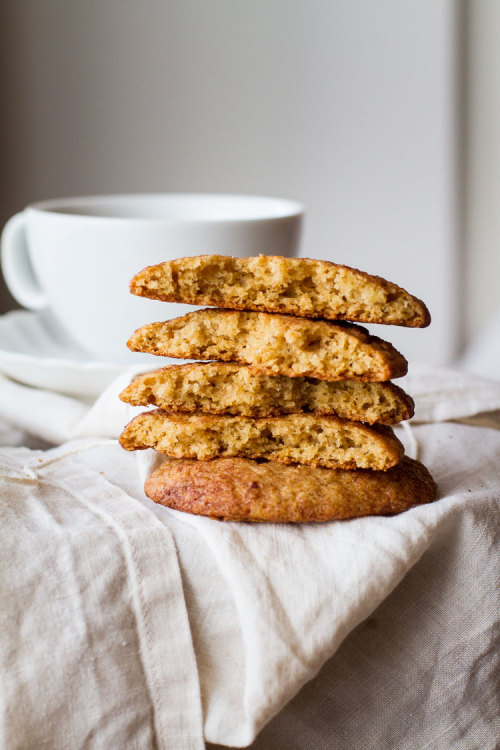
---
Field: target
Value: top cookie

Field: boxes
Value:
[130,255,430,327]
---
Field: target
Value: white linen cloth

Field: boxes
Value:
[0,364,499,749]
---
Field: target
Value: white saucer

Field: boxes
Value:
[0,310,138,399]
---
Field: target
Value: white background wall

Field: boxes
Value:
[465,0,500,343]
[0,1,473,366]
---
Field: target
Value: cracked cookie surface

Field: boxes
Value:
[145,455,437,522]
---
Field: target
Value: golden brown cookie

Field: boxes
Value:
[130,255,430,327]
[144,455,437,522]
[119,411,404,470]
[120,362,414,424]
[127,309,408,382]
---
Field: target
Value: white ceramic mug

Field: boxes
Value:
[1,193,303,363]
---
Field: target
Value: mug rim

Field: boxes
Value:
[26,192,304,224]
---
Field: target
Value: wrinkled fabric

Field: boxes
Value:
[227,491,499,750]
[0,365,499,749]
[0,446,204,750]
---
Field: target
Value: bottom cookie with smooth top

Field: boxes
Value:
[145,456,437,523]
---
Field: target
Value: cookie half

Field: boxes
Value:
[120,362,414,424]
[144,456,437,522]
[127,309,408,382]
[119,411,404,470]
[130,255,430,328]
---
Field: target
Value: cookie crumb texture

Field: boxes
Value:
[127,309,408,382]
[120,362,414,424]
[130,255,430,327]
[144,455,437,522]
[119,411,404,470]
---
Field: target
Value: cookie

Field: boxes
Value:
[127,309,408,382]
[119,411,404,470]
[144,455,437,522]
[120,362,414,424]
[130,255,430,327]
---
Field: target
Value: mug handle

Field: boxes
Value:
[1,212,48,310]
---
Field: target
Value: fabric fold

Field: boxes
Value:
[0,446,204,750]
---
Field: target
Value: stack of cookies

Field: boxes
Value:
[119,255,437,522]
